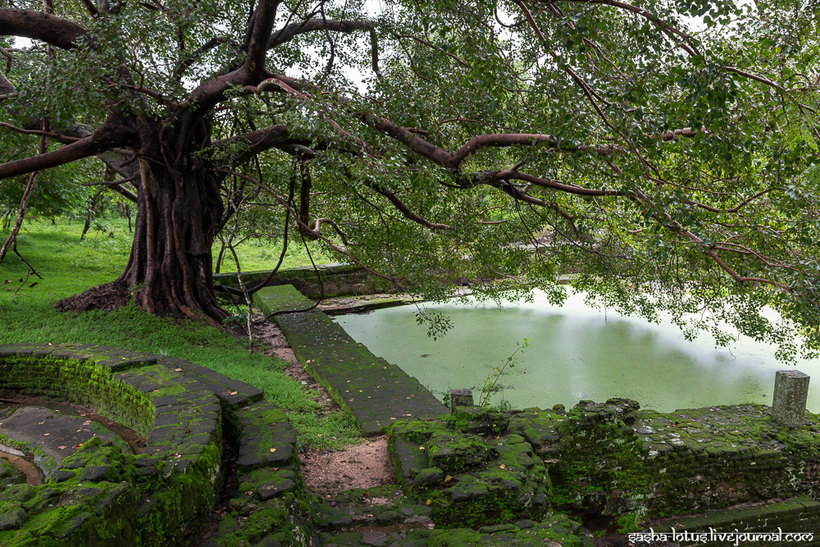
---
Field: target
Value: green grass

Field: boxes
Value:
[214,232,334,273]
[0,216,360,451]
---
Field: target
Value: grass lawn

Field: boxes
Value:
[0,216,359,450]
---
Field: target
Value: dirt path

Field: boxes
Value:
[252,317,394,496]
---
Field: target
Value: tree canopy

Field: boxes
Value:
[0,0,818,359]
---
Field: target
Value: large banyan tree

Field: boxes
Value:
[0,0,818,358]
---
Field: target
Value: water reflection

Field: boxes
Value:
[334,291,820,413]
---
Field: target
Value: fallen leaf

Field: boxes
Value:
[499,464,506,469]
[73,443,83,449]
[269,448,277,453]
[174,368,183,372]
[83,420,92,426]
[425,499,432,505]
[57,446,67,450]
[173,453,182,460]
[43,433,50,436]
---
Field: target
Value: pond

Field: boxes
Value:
[334,290,820,413]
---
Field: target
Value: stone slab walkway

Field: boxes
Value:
[254,285,447,435]
[0,406,121,468]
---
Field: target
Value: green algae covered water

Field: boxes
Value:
[334,291,820,413]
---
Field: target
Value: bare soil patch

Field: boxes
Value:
[300,436,395,498]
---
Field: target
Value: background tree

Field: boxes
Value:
[0,0,818,358]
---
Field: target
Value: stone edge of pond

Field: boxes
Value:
[0,343,302,546]
[254,284,449,435]
[215,262,394,299]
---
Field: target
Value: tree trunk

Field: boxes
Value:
[80,187,104,241]
[0,171,39,265]
[118,158,227,324]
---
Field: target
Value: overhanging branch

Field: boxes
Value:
[268,18,377,49]
[0,9,87,50]
[0,119,123,180]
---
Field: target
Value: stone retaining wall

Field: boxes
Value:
[214,263,393,298]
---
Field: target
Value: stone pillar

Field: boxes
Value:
[772,370,810,428]
[450,389,474,412]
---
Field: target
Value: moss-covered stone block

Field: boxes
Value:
[427,432,499,473]
[448,407,510,435]
[0,506,27,531]
[390,415,551,528]
[210,491,313,546]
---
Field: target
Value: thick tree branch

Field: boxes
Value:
[268,18,376,49]
[360,110,621,169]
[0,124,120,180]
[79,0,98,17]
[0,9,87,50]
[0,72,14,96]
[211,124,316,167]
[108,183,138,202]
[245,0,279,80]
[494,170,625,197]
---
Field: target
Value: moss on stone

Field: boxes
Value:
[0,345,237,546]
[0,458,26,487]
[136,441,222,546]
[0,353,155,437]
